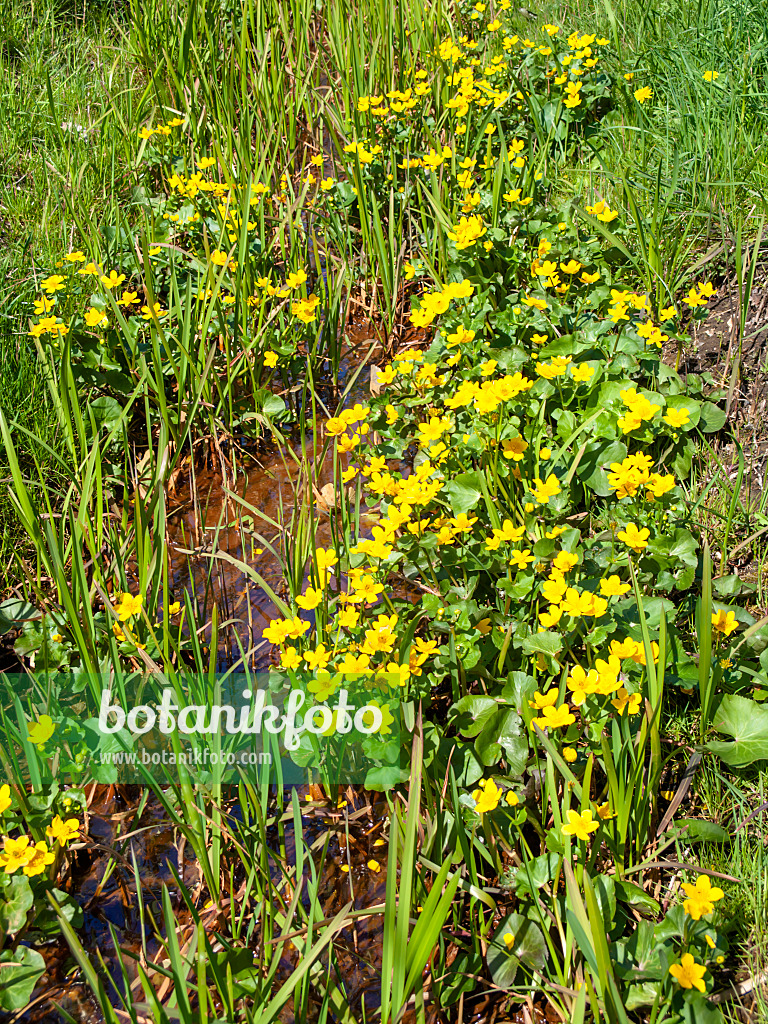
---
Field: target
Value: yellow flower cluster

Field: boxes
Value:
[138,117,185,140]
[607,452,675,500]
[0,815,79,878]
[616,387,662,432]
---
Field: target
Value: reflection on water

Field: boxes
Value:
[167,438,339,670]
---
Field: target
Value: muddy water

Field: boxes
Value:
[166,327,382,670]
[23,325,438,1022]
[273,790,391,1021]
[167,438,341,669]
[29,785,390,1023]
[27,786,192,1022]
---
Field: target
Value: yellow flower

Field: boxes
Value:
[585,199,618,223]
[280,647,301,670]
[552,550,578,573]
[41,275,66,294]
[681,874,724,920]
[532,704,575,731]
[617,523,650,553]
[600,575,631,597]
[561,809,599,841]
[532,474,561,505]
[447,214,486,249]
[85,307,108,328]
[669,953,707,992]
[634,86,652,103]
[28,715,56,748]
[703,70,719,81]
[115,592,143,621]
[100,270,126,289]
[510,549,535,570]
[538,605,562,628]
[264,351,278,368]
[210,249,229,266]
[141,302,168,321]
[611,687,642,716]
[472,778,502,815]
[0,836,33,873]
[296,587,323,611]
[77,262,101,276]
[46,815,80,846]
[0,785,10,815]
[33,296,56,315]
[308,671,340,702]
[23,841,55,877]
[595,802,616,820]
[562,747,577,763]
[417,415,452,446]
[286,268,308,289]
[501,436,528,461]
[711,609,738,636]
[665,408,690,428]
[304,645,331,670]
[292,294,321,323]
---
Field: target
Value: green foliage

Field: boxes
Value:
[0,0,766,1019]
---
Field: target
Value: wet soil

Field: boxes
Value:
[676,269,768,442]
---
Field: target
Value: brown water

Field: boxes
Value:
[166,439,340,669]
[28,784,390,1023]
[165,326,382,670]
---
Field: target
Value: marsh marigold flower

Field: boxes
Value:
[681,875,724,919]
[27,715,56,748]
[669,953,707,992]
[532,704,575,731]
[532,474,561,505]
[0,836,34,873]
[447,214,486,249]
[115,592,143,621]
[617,523,650,553]
[472,778,502,815]
[561,809,599,841]
[711,609,738,636]
[46,815,80,845]
[23,841,55,877]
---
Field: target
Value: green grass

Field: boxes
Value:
[2,0,768,1020]
[0,0,147,583]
